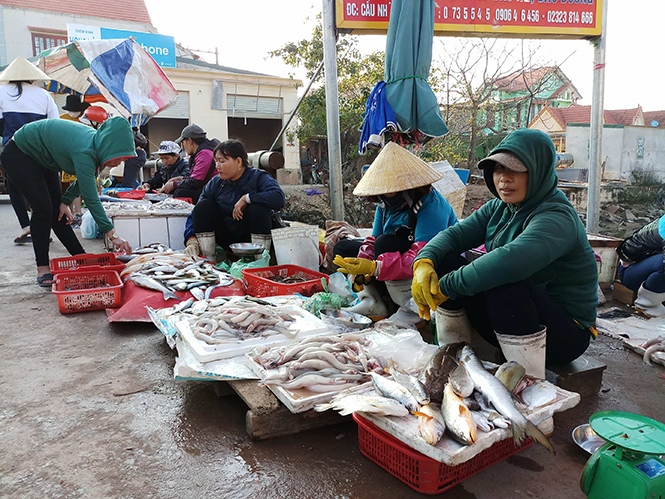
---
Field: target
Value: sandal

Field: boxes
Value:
[37,273,55,287]
[14,234,32,244]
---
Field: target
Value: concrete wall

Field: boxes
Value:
[0,5,154,65]
[566,124,624,179]
[566,124,665,181]
[162,68,301,172]
[620,126,665,181]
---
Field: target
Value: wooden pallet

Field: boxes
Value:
[215,380,349,440]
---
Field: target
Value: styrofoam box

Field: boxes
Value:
[109,215,188,250]
[176,298,332,363]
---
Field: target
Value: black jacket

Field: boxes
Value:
[146,157,190,190]
[617,218,665,264]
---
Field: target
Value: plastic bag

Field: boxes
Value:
[302,278,352,318]
[327,272,356,302]
[366,328,439,372]
[218,250,270,279]
[80,210,100,239]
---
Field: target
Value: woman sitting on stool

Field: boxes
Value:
[183,139,285,259]
[617,215,665,317]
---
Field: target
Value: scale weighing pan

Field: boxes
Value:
[590,411,665,456]
[230,242,265,256]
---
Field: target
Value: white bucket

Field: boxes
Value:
[271,225,320,271]
[495,327,547,379]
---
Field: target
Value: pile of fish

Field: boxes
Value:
[158,296,303,345]
[102,201,150,211]
[317,343,555,454]
[642,335,665,365]
[152,198,194,211]
[120,252,235,300]
[268,274,311,284]
[252,333,384,394]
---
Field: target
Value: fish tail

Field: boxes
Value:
[511,421,527,448]
[524,420,556,454]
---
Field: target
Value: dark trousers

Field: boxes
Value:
[6,174,30,228]
[618,255,665,293]
[1,141,85,267]
[437,252,591,365]
[333,232,413,259]
[173,187,202,204]
[192,198,272,250]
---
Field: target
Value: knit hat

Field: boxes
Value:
[0,56,51,83]
[353,142,443,196]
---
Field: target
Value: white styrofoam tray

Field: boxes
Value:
[623,338,665,367]
[177,298,332,363]
[357,382,580,466]
[245,349,371,414]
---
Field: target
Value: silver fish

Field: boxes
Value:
[316,394,409,417]
[416,403,446,445]
[450,364,474,398]
[520,381,557,409]
[170,297,194,314]
[130,274,180,301]
[190,287,205,301]
[388,366,430,405]
[370,372,420,412]
[471,410,493,433]
[458,345,554,453]
[442,383,477,445]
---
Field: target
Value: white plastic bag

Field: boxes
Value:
[327,272,356,302]
[366,328,439,372]
[80,210,100,239]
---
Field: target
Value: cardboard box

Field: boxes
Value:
[612,280,637,306]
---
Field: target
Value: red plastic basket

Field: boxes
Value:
[50,253,125,275]
[52,270,123,314]
[241,264,328,297]
[353,414,533,495]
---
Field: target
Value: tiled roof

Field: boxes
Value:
[495,67,556,92]
[535,105,665,128]
[643,111,665,127]
[0,0,152,25]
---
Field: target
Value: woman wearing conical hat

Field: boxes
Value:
[0,56,59,244]
[334,142,458,324]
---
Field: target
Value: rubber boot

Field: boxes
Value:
[435,306,473,345]
[384,280,422,326]
[495,327,547,379]
[251,233,272,253]
[196,232,216,261]
[537,417,555,437]
[345,282,389,320]
[634,283,665,318]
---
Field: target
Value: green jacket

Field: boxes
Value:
[14,117,135,234]
[415,129,598,328]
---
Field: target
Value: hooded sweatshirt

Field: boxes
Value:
[415,129,598,329]
[14,116,136,233]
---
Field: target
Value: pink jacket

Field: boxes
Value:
[358,236,428,281]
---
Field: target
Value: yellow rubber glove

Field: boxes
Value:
[333,255,377,276]
[411,259,449,320]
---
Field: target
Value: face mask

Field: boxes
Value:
[67,111,80,118]
[381,193,407,210]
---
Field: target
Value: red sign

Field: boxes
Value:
[336,0,602,39]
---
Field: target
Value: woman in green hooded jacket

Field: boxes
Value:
[1,116,135,286]
[412,129,597,370]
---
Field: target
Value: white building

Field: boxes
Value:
[0,0,302,178]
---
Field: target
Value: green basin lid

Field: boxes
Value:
[590,411,665,455]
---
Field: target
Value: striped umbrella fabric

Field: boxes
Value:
[37,38,178,127]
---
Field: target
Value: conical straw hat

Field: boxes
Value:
[353,142,443,196]
[0,56,51,83]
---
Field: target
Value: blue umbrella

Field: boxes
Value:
[383,0,448,139]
